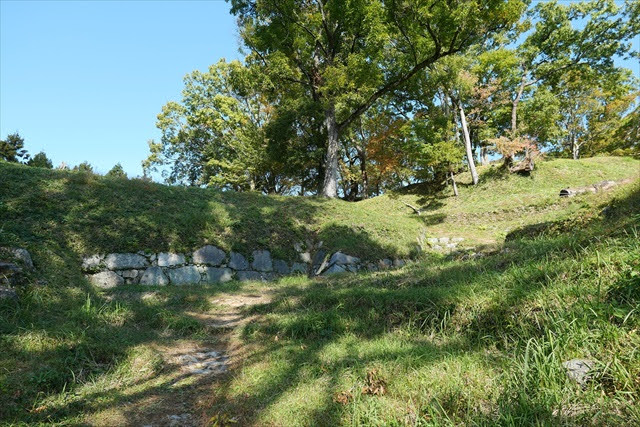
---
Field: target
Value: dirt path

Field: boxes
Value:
[91,292,274,427]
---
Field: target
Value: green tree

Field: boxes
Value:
[26,152,53,169]
[229,0,525,197]
[503,0,636,163]
[73,161,94,173]
[145,59,299,194]
[106,163,128,179]
[0,132,29,163]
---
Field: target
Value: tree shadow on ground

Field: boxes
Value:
[1,163,637,425]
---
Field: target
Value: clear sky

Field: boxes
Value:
[1,1,638,178]
[1,0,241,176]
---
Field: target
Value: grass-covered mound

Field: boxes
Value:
[0,156,638,425]
[1,156,637,263]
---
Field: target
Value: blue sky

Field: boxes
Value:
[1,0,241,176]
[1,1,638,178]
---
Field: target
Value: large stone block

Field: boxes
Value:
[82,254,104,272]
[323,264,346,275]
[329,251,360,266]
[168,266,201,285]
[105,253,148,270]
[202,267,233,284]
[252,250,272,272]
[237,271,275,282]
[192,245,226,266]
[291,262,307,274]
[273,259,290,275]
[228,252,249,270]
[139,266,169,286]
[157,252,185,267]
[87,271,123,289]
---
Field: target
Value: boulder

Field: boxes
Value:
[252,250,273,272]
[139,266,169,286]
[1,247,34,270]
[87,271,123,289]
[378,259,393,269]
[119,269,141,284]
[202,267,233,284]
[105,253,148,270]
[0,286,18,300]
[426,238,439,245]
[237,271,265,282]
[273,259,290,275]
[393,259,405,267]
[323,264,346,275]
[563,359,594,386]
[0,262,23,286]
[10,248,34,270]
[291,262,307,274]
[82,254,103,272]
[328,252,360,266]
[300,252,312,263]
[168,266,201,285]
[438,237,450,244]
[157,252,186,267]
[192,245,226,266]
[228,252,249,270]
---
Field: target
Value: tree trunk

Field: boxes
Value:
[322,105,339,198]
[572,134,580,160]
[356,146,368,199]
[450,171,459,197]
[458,102,479,185]
[480,146,488,165]
[511,77,526,136]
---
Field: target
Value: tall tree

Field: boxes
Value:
[229,0,525,197]
[106,163,128,179]
[504,0,636,163]
[27,152,53,169]
[145,59,298,193]
[0,132,29,163]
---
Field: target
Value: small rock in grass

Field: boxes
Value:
[87,271,123,289]
[563,359,594,386]
[0,286,18,300]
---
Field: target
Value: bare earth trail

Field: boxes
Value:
[92,291,275,427]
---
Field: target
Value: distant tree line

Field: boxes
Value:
[144,0,639,199]
[0,132,130,179]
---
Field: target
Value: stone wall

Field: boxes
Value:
[82,244,413,289]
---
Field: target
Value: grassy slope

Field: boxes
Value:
[1,156,638,262]
[0,156,639,425]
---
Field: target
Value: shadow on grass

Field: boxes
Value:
[1,164,638,425]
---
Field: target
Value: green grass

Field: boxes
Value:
[0,157,639,425]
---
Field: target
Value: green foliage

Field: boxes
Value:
[0,132,29,163]
[106,163,127,179]
[26,151,53,169]
[73,161,94,174]
[144,59,300,193]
